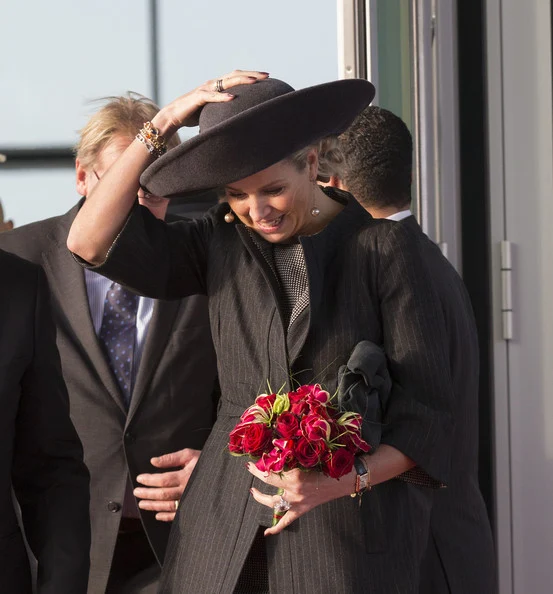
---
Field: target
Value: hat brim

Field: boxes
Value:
[141,79,375,198]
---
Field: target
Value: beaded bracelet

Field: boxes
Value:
[136,121,167,158]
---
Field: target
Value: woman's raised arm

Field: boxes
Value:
[67,70,269,264]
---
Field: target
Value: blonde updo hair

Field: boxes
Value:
[217,135,346,202]
[286,135,346,181]
[75,92,180,169]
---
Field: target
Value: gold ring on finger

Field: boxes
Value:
[174,500,179,511]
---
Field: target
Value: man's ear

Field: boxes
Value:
[75,158,88,197]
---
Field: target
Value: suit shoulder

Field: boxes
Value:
[354,216,399,247]
[0,212,69,262]
[399,218,463,278]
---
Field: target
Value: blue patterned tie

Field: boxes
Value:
[99,282,139,406]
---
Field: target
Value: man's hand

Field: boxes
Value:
[134,448,200,521]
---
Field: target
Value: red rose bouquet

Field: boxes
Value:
[228,384,371,522]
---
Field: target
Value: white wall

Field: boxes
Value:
[487,1,553,592]
[0,0,338,227]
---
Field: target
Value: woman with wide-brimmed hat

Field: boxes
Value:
[68,70,454,594]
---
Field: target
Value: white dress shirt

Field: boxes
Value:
[386,209,412,222]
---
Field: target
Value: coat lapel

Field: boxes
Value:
[288,188,371,364]
[234,189,373,369]
[43,206,127,413]
[127,298,181,420]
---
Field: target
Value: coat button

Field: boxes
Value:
[124,431,136,443]
[107,501,121,513]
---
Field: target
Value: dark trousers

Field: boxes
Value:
[106,518,160,594]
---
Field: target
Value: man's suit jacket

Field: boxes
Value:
[400,216,497,594]
[0,205,218,594]
[0,249,90,593]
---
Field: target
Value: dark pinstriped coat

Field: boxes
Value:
[89,189,455,594]
[401,216,497,594]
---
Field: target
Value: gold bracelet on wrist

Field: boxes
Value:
[136,121,167,159]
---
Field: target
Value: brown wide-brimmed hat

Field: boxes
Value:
[140,78,375,198]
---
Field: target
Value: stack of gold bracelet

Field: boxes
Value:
[136,121,167,158]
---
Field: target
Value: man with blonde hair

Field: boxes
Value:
[0,93,218,593]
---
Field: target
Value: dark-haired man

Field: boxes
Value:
[332,105,497,594]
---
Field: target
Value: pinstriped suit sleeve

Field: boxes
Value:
[77,203,215,300]
[376,222,454,484]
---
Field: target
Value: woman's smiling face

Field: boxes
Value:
[224,149,318,243]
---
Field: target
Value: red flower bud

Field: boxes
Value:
[294,436,325,468]
[323,448,355,479]
[275,412,300,439]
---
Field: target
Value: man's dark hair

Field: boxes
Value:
[338,105,413,210]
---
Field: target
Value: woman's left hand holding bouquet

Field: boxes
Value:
[247,443,415,536]
[247,462,356,535]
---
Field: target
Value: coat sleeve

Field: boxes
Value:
[376,222,454,485]
[11,266,91,594]
[76,202,216,300]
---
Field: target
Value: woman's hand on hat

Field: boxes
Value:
[151,70,270,138]
[246,462,356,536]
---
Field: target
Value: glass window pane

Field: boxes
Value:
[0,167,77,227]
[375,0,414,131]
[0,0,152,149]
[158,0,339,140]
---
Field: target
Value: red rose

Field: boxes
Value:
[255,393,277,412]
[288,385,311,403]
[228,423,247,454]
[294,436,325,468]
[300,414,331,442]
[242,423,273,456]
[275,412,300,439]
[290,399,309,416]
[323,448,355,479]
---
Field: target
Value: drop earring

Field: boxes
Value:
[310,177,320,216]
[224,209,235,223]
[309,161,320,216]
